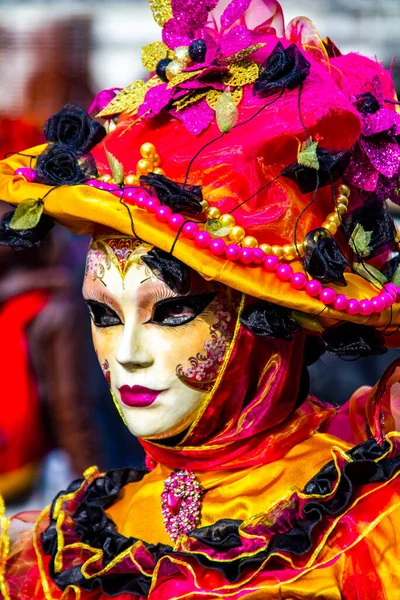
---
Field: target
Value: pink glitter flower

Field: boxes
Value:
[345,84,400,204]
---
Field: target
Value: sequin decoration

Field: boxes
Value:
[149,0,173,27]
[176,294,233,391]
[161,470,203,541]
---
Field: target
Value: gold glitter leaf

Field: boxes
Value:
[173,90,209,111]
[206,87,242,110]
[224,43,265,64]
[149,0,173,27]
[223,60,259,87]
[142,41,172,72]
[166,69,203,89]
[97,77,160,118]
[215,89,238,133]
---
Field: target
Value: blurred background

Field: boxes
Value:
[0,0,399,511]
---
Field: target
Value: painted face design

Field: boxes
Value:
[83,236,237,440]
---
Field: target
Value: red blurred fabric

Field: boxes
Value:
[0,290,48,474]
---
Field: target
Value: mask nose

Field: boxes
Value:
[115,316,154,370]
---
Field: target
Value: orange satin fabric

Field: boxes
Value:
[107,432,351,546]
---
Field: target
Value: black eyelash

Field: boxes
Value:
[85,300,122,328]
[147,292,216,327]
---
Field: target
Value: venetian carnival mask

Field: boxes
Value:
[83,235,237,439]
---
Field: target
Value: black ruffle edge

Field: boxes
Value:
[41,438,400,596]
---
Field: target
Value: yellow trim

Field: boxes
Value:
[0,495,10,600]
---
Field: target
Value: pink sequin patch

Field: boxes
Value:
[161,470,203,541]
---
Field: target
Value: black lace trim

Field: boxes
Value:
[41,438,400,595]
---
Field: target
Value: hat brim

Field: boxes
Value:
[2,145,400,343]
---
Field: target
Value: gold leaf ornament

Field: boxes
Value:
[142,42,172,72]
[96,77,160,118]
[149,0,173,27]
[9,198,44,230]
[224,44,265,64]
[297,138,320,170]
[215,89,238,133]
[223,60,259,87]
[166,69,202,89]
[173,90,209,111]
[105,149,124,185]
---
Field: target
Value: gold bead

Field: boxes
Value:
[323,221,337,235]
[336,194,349,207]
[165,60,182,81]
[153,154,161,167]
[125,174,139,185]
[219,213,235,228]
[259,243,272,255]
[337,203,347,216]
[272,245,284,259]
[207,206,222,220]
[174,46,191,66]
[242,236,258,248]
[100,174,111,182]
[296,242,304,255]
[200,199,210,212]
[152,167,165,176]
[338,184,350,198]
[137,159,152,175]
[229,226,246,243]
[140,142,156,159]
[282,244,297,260]
[326,212,340,225]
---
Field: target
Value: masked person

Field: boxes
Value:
[2,0,400,597]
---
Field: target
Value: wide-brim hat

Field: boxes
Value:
[1,0,400,341]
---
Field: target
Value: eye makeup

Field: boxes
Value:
[85,300,123,328]
[146,292,217,327]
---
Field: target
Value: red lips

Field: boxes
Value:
[118,385,164,408]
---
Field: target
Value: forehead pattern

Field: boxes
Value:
[87,236,153,283]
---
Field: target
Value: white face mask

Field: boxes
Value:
[82,236,235,440]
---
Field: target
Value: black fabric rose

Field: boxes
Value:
[303,228,348,286]
[282,149,350,194]
[240,301,299,340]
[44,103,106,152]
[354,92,380,115]
[341,197,396,260]
[322,322,387,357]
[253,41,311,97]
[141,247,190,295]
[35,143,98,186]
[0,210,54,250]
[140,173,203,215]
